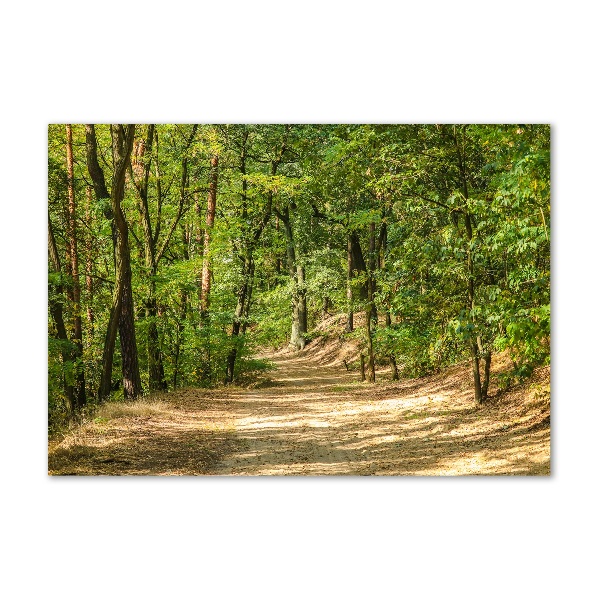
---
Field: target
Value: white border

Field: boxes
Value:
[2,1,597,598]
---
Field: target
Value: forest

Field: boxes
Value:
[48,124,550,475]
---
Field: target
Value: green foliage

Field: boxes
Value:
[252,286,292,349]
[48,123,550,427]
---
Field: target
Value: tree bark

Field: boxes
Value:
[277,205,307,351]
[97,124,140,400]
[346,234,353,332]
[225,252,253,383]
[48,213,75,412]
[85,186,95,333]
[297,264,308,337]
[379,221,398,379]
[453,126,484,404]
[118,272,142,398]
[241,257,256,337]
[131,125,167,392]
[465,210,482,404]
[173,291,187,388]
[390,356,399,380]
[365,222,376,382]
[200,154,218,317]
[481,348,492,400]
[65,124,86,408]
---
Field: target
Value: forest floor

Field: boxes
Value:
[49,345,550,476]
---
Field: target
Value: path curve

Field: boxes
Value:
[210,352,549,476]
[48,351,550,476]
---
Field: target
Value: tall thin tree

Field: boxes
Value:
[200,153,218,318]
[65,124,86,407]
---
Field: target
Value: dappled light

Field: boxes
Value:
[49,352,549,476]
[48,124,550,476]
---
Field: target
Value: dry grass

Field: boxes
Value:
[98,398,171,420]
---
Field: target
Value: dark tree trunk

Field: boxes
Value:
[346,234,353,332]
[225,254,252,383]
[172,291,187,389]
[85,124,117,262]
[365,222,376,382]
[85,187,95,334]
[225,132,250,384]
[131,125,167,393]
[241,257,256,336]
[321,296,330,320]
[297,265,308,337]
[119,274,142,398]
[275,216,282,275]
[465,210,482,404]
[146,297,167,392]
[85,125,110,203]
[481,349,492,400]
[65,124,86,408]
[390,356,399,380]
[453,126,484,404]
[200,154,218,318]
[367,221,378,327]
[96,124,140,401]
[48,213,75,412]
[380,221,398,380]
[278,206,307,351]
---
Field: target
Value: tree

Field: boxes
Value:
[48,212,75,412]
[49,123,550,427]
[86,124,141,400]
[200,153,218,318]
[64,124,86,407]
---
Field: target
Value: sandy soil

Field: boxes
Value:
[48,351,550,476]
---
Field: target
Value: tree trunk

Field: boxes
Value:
[200,154,218,317]
[118,273,142,398]
[97,124,140,400]
[65,124,86,408]
[48,213,75,412]
[380,222,398,379]
[146,295,167,392]
[225,133,250,384]
[131,125,168,393]
[275,215,282,275]
[454,126,484,404]
[173,291,187,389]
[365,222,376,382]
[297,265,308,340]
[465,211,483,404]
[225,254,252,383]
[346,235,353,332]
[481,349,492,400]
[278,206,307,351]
[241,257,256,336]
[367,221,378,326]
[321,296,330,320]
[85,124,116,259]
[390,356,399,380]
[85,186,95,334]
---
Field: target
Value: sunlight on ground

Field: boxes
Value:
[49,353,550,476]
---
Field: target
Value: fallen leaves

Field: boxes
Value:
[48,352,550,476]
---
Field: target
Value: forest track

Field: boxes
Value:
[48,351,550,476]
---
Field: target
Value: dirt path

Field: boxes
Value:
[49,352,550,476]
